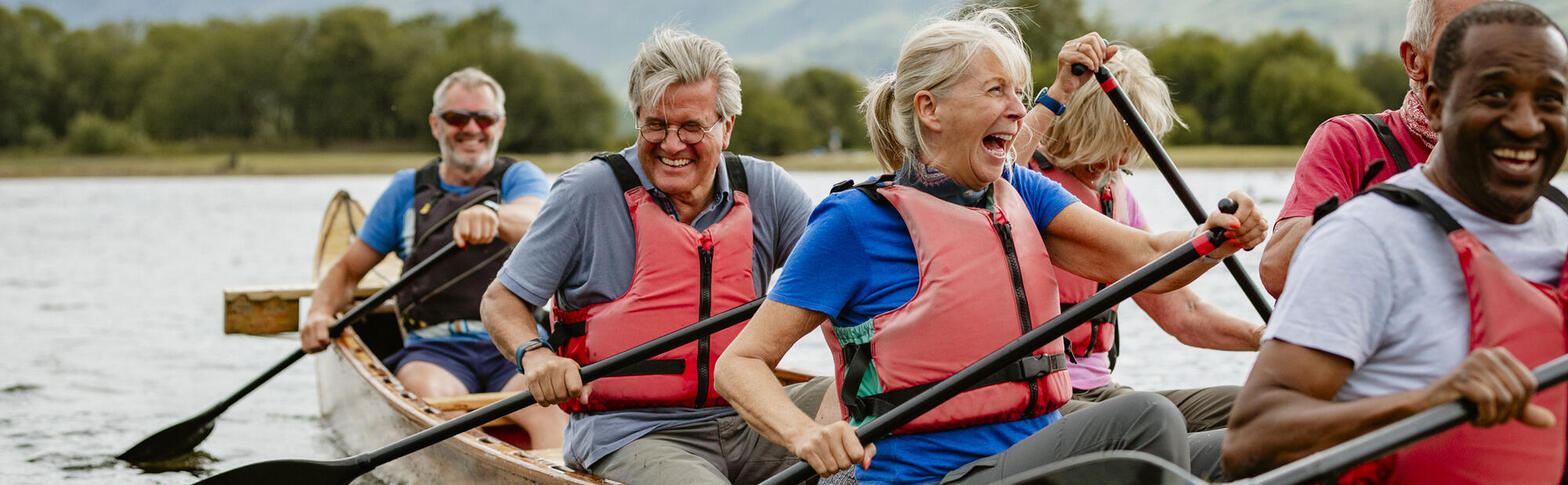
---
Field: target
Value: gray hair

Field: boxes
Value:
[1041,46,1183,171]
[627,29,743,120]
[861,8,1032,171]
[431,67,506,115]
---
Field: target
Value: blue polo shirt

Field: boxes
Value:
[768,163,1079,484]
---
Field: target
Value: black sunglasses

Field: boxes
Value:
[438,110,501,129]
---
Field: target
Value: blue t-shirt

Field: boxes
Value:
[358,161,550,259]
[355,160,549,341]
[768,164,1078,484]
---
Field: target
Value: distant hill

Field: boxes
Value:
[10,0,1566,92]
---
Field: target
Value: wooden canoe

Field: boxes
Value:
[308,190,813,484]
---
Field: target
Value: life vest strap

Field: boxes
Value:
[840,347,1068,421]
[1357,114,1414,173]
[831,174,894,205]
[547,320,585,350]
[604,359,685,377]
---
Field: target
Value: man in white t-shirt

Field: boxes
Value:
[1222,3,1568,482]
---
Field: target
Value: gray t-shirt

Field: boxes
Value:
[494,146,812,468]
[1265,169,1568,401]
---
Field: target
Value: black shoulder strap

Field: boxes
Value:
[1032,150,1056,170]
[413,159,443,193]
[1543,185,1568,216]
[723,152,748,195]
[1358,114,1414,173]
[594,152,643,193]
[857,174,895,205]
[1367,184,1463,233]
[474,156,516,191]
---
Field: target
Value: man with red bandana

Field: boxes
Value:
[1260,0,1492,297]
[1225,3,1568,482]
[300,68,566,446]
[479,30,826,485]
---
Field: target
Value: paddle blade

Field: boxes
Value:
[117,413,216,463]
[195,457,364,485]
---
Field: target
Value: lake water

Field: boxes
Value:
[0,167,1295,484]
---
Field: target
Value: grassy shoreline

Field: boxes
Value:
[0,145,1306,178]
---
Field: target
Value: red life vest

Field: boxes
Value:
[549,152,755,412]
[1337,184,1568,485]
[1035,159,1128,360]
[823,175,1073,435]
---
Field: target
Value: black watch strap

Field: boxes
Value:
[514,337,552,374]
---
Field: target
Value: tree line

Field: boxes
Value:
[0,2,1406,156]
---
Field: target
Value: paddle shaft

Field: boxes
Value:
[220,242,460,410]
[1240,353,1568,485]
[1070,63,1274,321]
[117,242,461,462]
[761,227,1235,485]
[339,298,765,476]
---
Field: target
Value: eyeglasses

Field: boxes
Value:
[438,110,502,129]
[637,118,724,144]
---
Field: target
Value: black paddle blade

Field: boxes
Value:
[195,457,364,485]
[116,412,216,463]
[992,451,1204,485]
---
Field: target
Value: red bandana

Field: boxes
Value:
[1398,90,1438,150]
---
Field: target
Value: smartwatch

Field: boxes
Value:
[514,337,552,374]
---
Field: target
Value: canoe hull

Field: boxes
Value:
[315,328,607,485]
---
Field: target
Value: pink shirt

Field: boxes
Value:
[1064,179,1146,390]
[1277,110,1432,224]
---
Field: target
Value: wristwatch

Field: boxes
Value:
[514,337,552,374]
[481,199,502,214]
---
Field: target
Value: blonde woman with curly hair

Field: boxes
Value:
[1025,45,1265,481]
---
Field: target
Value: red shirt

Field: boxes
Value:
[1276,110,1432,225]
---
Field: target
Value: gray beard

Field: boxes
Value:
[438,136,498,171]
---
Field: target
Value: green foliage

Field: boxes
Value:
[0,2,1444,153]
[1164,104,1204,146]
[66,113,149,154]
[22,123,56,148]
[0,6,62,146]
[728,68,813,156]
[1144,30,1237,143]
[780,67,868,151]
[1247,56,1379,144]
[1354,52,1409,108]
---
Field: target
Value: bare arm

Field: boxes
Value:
[300,239,384,353]
[1223,341,1554,478]
[1259,217,1311,298]
[1013,34,1118,159]
[1043,191,1267,293]
[496,195,544,243]
[1131,288,1263,351]
[715,299,873,477]
[480,280,585,407]
[453,195,545,247]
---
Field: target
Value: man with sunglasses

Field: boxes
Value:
[300,67,567,447]
[479,30,826,484]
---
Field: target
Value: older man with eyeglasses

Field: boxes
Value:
[300,67,568,447]
[479,29,828,484]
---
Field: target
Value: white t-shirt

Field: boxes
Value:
[1265,169,1568,401]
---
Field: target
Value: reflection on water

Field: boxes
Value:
[0,168,1292,484]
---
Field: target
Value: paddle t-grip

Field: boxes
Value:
[1071,64,1087,76]
[1219,198,1238,214]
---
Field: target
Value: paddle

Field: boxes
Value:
[117,241,460,463]
[194,297,766,485]
[1238,352,1568,485]
[760,200,1240,485]
[1069,63,1274,321]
